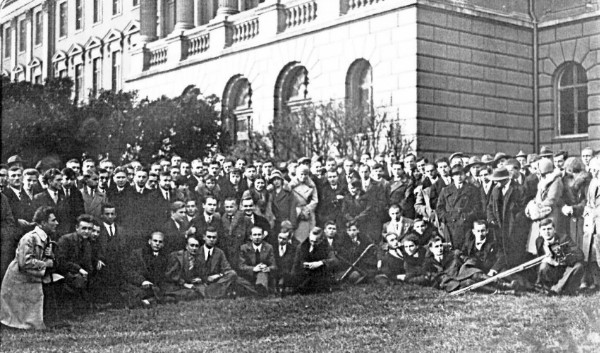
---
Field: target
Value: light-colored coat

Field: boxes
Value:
[291,178,318,243]
[583,178,600,263]
[527,172,567,254]
[0,226,53,329]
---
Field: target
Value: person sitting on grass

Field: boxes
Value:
[401,234,431,286]
[382,204,414,242]
[409,218,440,247]
[196,227,239,299]
[164,236,205,301]
[336,221,377,285]
[238,226,277,297]
[535,218,585,295]
[461,220,507,277]
[375,233,405,285]
[291,227,338,294]
[121,231,175,308]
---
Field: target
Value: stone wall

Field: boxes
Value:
[416,5,534,158]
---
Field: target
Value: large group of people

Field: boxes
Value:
[0,145,599,329]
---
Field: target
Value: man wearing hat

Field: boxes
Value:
[539,146,554,160]
[486,167,528,267]
[504,158,525,186]
[516,151,527,170]
[6,155,24,169]
[436,165,484,249]
[449,152,465,168]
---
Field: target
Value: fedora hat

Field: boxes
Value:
[488,168,510,181]
[539,146,553,158]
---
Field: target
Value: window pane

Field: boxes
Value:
[560,89,573,113]
[577,112,588,134]
[577,87,588,111]
[35,12,42,45]
[560,113,574,135]
[576,66,587,84]
[4,27,10,58]
[560,67,573,86]
[19,21,26,52]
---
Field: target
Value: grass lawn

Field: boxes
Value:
[1,284,599,352]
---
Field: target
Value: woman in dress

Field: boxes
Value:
[289,165,318,243]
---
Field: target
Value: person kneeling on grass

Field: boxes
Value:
[535,218,585,295]
[164,236,205,301]
[335,221,377,285]
[121,231,175,308]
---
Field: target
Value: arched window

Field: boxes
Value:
[275,62,309,117]
[223,75,252,142]
[345,59,373,117]
[556,62,588,136]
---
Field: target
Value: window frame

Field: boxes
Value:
[555,62,588,138]
[75,0,84,32]
[3,25,11,59]
[93,0,102,24]
[58,1,68,39]
[18,18,26,53]
[34,11,43,46]
[112,0,122,17]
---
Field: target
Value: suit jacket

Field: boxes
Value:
[161,218,188,255]
[3,187,35,222]
[56,232,93,275]
[145,189,177,231]
[191,213,223,242]
[123,245,169,286]
[292,239,338,276]
[63,187,85,228]
[535,233,584,267]
[80,186,108,219]
[382,218,414,240]
[97,222,128,266]
[33,189,71,238]
[430,177,450,212]
[238,242,277,279]
[316,183,344,227]
[461,232,506,273]
[165,249,202,286]
[219,179,247,203]
[197,246,234,281]
[436,183,483,248]
[270,186,298,231]
[388,179,415,219]
[273,241,297,278]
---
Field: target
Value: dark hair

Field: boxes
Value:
[473,219,488,228]
[539,218,554,227]
[43,168,62,184]
[76,214,95,226]
[61,167,77,179]
[170,200,186,212]
[33,206,56,224]
[324,220,336,228]
[113,166,127,175]
[435,157,450,167]
[101,203,116,213]
[206,226,218,234]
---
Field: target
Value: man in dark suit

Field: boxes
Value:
[33,169,72,239]
[238,225,276,296]
[106,167,134,223]
[273,221,297,293]
[436,165,483,250]
[196,227,238,298]
[388,162,415,219]
[187,159,204,191]
[430,157,452,211]
[162,201,194,255]
[240,196,271,243]
[4,167,36,235]
[190,195,222,241]
[146,171,177,232]
[121,231,174,307]
[219,168,247,204]
[164,236,204,300]
[80,169,109,220]
[61,168,85,231]
[291,227,339,294]
[357,164,387,244]
[317,170,345,228]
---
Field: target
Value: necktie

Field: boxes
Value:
[66,188,70,197]
[15,190,21,201]
[206,249,212,263]
[189,255,195,271]
[207,215,212,224]
[309,245,314,253]
[51,191,58,204]
[255,248,261,265]
[109,225,115,238]
[228,215,233,221]
[153,252,159,256]
[280,245,285,257]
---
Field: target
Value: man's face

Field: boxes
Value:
[470,165,482,178]
[67,162,81,175]
[159,175,172,190]
[262,163,274,177]
[278,232,290,245]
[323,160,335,173]
[347,226,359,239]
[450,157,463,168]
[102,207,117,224]
[327,171,338,186]
[235,159,246,170]
[48,174,63,191]
[343,160,354,174]
[242,199,254,215]
[478,169,490,183]
[430,240,444,257]
[62,176,76,189]
[134,171,148,188]
[404,155,416,170]
[424,165,437,179]
[437,162,450,177]
[254,178,265,190]
[472,223,488,242]
[130,161,142,171]
[8,169,22,188]
[41,214,59,234]
[554,155,565,170]
[76,221,94,239]
[539,223,555,242]
[91,226,101,241]
[403,240,417,256]
[99,161,113,174]
[359,166,370,181]
[360,154,370,165]
[172,207,187,223]
[126,168,135,183]
[114,172,128,188]
[251,229,264,245]
[516,156,527,167]
[204,198,217,215]
[151,164,162,175]
[98,173,109,189]
[582,150,593,166]
[222,161,233,175]
[170,168,180,179]
[148,233,165,252]
[160,160,171,171]
[208,163,219,176]
[23,174,37,191]
[311,162,323,176]
[146,175,158,189]
[413,221,426,235]
[191,162,203,177]
[308,232,322,247]
[416,160,426,174]
[205,179,216,189]
[389,207,400,221]
[244,167,257,181]
[224,200,237,215]
[387,235,399,250]
[324,224,337,238]
[452,172,466,184]
[230,173,241,185]
[348,184,358,195]
[186,237,200,255]
[171,156,181,167]
[185,201,198,217]
[83,161,96,174]
[203,231,218,248]
[216,155,225,165]
[372,167,384,180]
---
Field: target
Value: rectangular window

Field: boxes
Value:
[112,0,122,16]
[18,19,26,52]
[75,64,83,100]
[3,26,10,58]
[35,12,42,45]
[75,0,83,30]
[93,0,101,23]
[111,51,121,92]
[59,2,68,38]
[92,58,101,95]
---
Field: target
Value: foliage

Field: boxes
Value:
[1,78,229,166]
[269,100,414,161]
[228,130,273,163]
[1,285,599,352]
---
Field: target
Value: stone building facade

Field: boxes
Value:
[1,0,599,158]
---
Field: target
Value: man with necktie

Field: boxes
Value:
[291,227,338,294]
[195,227,238,299]
[238,226,277,296]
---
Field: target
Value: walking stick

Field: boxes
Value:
[338,243,375,282]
